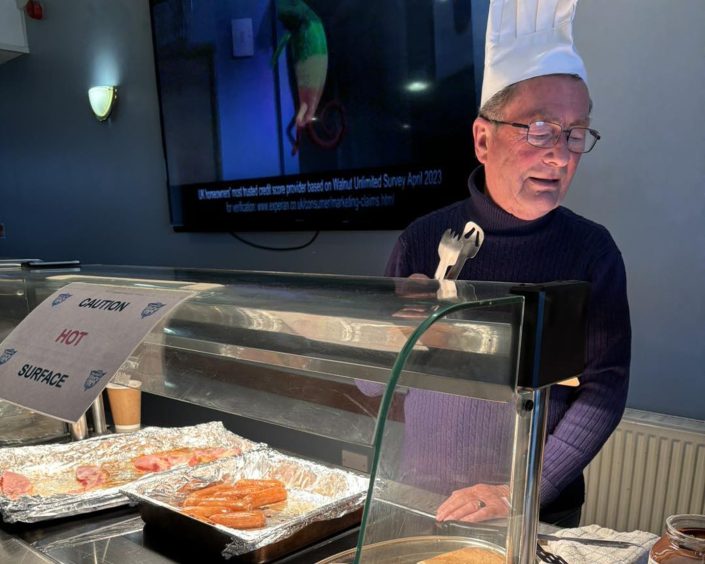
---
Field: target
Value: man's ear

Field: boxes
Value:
[473,117,490,164]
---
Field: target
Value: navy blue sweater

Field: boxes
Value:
[384,167,631,510]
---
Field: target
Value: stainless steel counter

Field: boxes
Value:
[0,528,56,563]
[2,507,360,563]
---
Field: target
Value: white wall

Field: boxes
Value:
[570,1,705,419]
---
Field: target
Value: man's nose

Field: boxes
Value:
[543,134,571,167]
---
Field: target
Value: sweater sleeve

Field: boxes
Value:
[539,244,631,505]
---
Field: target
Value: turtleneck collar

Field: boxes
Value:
[465,166,556,234]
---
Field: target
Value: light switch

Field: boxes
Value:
[232,18,254,58]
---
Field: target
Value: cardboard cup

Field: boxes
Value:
[106,379,142,432]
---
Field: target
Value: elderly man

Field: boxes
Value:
[383,1,630,527]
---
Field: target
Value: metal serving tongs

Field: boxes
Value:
[434,221,485,281]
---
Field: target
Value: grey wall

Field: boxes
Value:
[0,1,703,420]
[571,1,705,421]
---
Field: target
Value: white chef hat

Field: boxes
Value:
[480,0,588,107]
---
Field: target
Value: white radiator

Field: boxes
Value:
[581,408,705,535]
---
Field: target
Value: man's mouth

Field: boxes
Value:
[528,177,560,188]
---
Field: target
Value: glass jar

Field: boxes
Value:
[649,514,705,563]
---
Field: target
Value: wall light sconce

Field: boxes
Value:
[88,86,117,121]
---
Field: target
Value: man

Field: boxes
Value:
[383,0,630,527]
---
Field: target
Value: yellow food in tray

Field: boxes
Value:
[418,546,504,563]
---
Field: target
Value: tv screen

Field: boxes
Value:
[150,0,481,231]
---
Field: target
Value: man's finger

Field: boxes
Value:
[437,498,484,521]
[458,506,496,523]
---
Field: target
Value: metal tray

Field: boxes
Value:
[141,502,362,563]
[123,448,369,560]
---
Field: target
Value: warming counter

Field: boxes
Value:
[0,264,588,563]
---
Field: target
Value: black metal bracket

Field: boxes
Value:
[510,281,590,389]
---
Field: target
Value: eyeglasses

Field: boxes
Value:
[480,116,601,154]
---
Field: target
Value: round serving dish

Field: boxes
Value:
[316,534,505,563]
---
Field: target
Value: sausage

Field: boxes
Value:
[181,505,232,519]
[209,510,267,529]
[183,480,288,507]
[183,487,242,506]
[232,479,286,493]
[185,496,248,508]
[233,486,288,510]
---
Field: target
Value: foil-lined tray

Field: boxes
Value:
[0,422,263,523]
[122,448,369,559]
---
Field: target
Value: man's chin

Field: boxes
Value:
[515,198,559,220]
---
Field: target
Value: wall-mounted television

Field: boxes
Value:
[150,0,482,231]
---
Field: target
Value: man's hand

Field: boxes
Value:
[435,483,510,523]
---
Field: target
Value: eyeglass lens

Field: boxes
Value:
[527,122,596,153]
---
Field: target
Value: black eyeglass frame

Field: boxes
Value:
[479,115,601,154]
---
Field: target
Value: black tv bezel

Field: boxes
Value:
[148,0,479,233]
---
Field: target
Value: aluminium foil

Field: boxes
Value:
[0,421,263,523]
[121,448,369,558]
